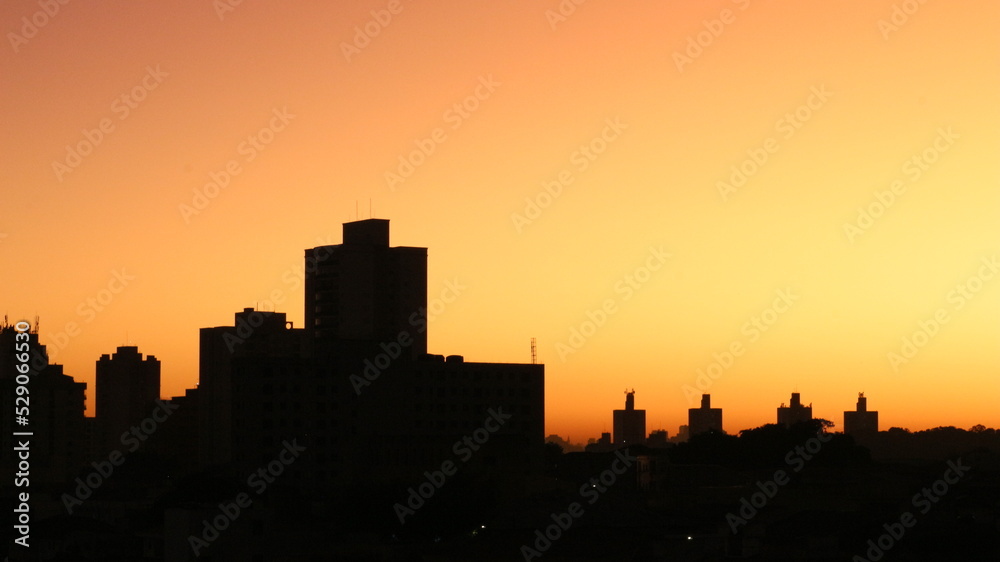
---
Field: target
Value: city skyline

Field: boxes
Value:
[2,0,999,443]
[3,218,981,445]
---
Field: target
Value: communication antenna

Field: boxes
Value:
[369,198,372,218]
[530,337,537,364]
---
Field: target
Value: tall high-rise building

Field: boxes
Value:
[613,390,646,446]
[0,324,87,484]
[304,219,427,359]
[96,346,160,451]
[777,392,813,426]
[844,392,878,436]
[688,394,723,436]
[197,220,545,491]
[199,308,306,467]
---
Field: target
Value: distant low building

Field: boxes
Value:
[689,394,723,436]
[777,392,813,426]
[646,429,669,448]
[586,432,615,453]
[673,424,690,443]
[613,390,646,446]
[546,434,583,453]
[844,392,878,436]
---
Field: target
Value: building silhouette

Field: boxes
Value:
[585,432,614,452]
[673,424,690,443]
[777,392,812,426]
[844,392,878,436]
[646,429,669,448]
[197,219,545,490]
[613,389,646,446]
[0,324,87,484]
[688,393,723,436]
[198,308,306,467]
[355,355,544,483]
[304,218,427,360]
[158,386,200,475]
[95,345,160,451]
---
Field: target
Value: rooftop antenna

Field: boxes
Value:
[530,337,537,364]
[369,198,372,219]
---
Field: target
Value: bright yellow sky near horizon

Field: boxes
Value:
[2,0,998,443]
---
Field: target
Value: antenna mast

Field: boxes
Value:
[530,337,537,364]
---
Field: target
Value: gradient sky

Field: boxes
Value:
[2,0,998,442]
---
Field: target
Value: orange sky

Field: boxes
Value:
[2,0,998,443]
